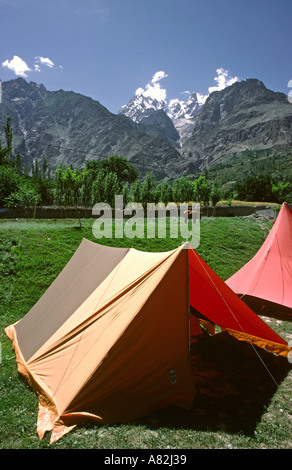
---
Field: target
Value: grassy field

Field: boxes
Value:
[0,216,291,449]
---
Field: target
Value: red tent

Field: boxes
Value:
[226,203,292,321]
[188,246,289,355]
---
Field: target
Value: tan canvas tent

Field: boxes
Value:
[5,239,290,443]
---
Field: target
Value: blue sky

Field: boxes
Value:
[0,0,291,113]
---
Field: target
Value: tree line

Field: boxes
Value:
[0,117,291,214]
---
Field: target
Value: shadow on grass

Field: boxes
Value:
[136,332,291,436]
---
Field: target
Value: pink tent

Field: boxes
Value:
[226,203,292,321]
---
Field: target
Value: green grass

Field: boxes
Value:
[0,216,291,449]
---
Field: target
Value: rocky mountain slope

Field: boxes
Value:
[183,79,292,170]
[168,93,203,145]
[0,77,184,179]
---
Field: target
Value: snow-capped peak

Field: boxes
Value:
[120,90,202,123]
[119,91,168,123]
[119,89,205,146]
[168,92,202,121]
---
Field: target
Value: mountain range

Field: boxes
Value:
[119,90,203,146]
[0,76,291,180]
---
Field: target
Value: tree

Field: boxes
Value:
[129,179,142,203]
[121,182,130,207]
[54,164,83,225]
[172,179,181,203]
[91,170,106,205]
[271,180,292,204]
[193,175,211,209]
[42,157,49,178]
[54,164,66,206]
[34,175,54,206]
[210,179,222,215]
[172,177,194,203]
[62,167,82,208]
[15,152,22,174]
[86,156,138,189]
[153,182,173,205]
[64,167,83,226]
[100,155,138,186]
[172,177,191,203]
[30,158,53,205]
[84,156,138,206]
[0,166,21,205]
[103,171,120,207]
[5,181,41,217]
[0,139,7,166]
[160,182,173,205]
[235,173,273,202]
[141,172,156,209]
[79,168,94,209]
[31,160,37,178]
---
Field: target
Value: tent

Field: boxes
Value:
[226,203,292,321]
[5,239,290,443]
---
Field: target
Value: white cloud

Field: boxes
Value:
[34,56,56,71]
[135,87,144,96]
[178,68,239,106]
[37,57,55,68]
[208,67,239,94]
[197,93,208,105]
[2,54,61,77]
[151,70,168,84]
[135,70,168,102]
[2,55,31,77]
